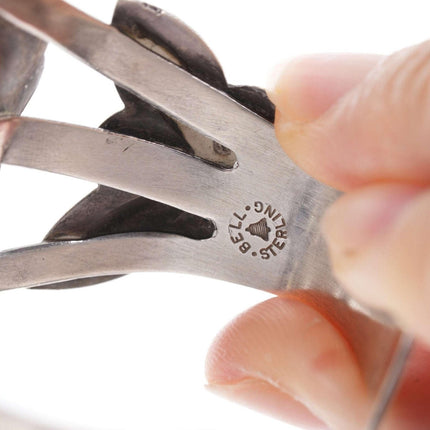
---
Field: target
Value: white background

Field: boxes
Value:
[0,1,429,429]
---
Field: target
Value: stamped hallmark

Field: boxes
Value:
[228,201,288,260]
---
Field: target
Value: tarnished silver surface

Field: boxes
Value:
[0,116,344,304]
[0,1,413,429]
[0,0,360,315]
[0,16,45,116]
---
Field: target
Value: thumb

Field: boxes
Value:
[321,183,430,344]
[272,40,430,190]
[269,43,430,342]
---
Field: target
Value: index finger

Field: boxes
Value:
[270,44,430,190]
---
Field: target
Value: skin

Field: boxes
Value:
[205,47,430,429]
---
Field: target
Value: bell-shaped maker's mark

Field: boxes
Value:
[245,218,271,242]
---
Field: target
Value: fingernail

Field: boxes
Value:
[206,378,325,428]
[322,185,421,261]
[266,57,315,122]
[266,61,289,103]
[267,54,381,122]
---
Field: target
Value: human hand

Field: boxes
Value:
[205,47,430,429]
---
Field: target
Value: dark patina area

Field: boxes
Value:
[42,1,274,289]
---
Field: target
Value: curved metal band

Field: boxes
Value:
[1,117,230,219]
[0,233,224,291]
[0,0,275,162]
